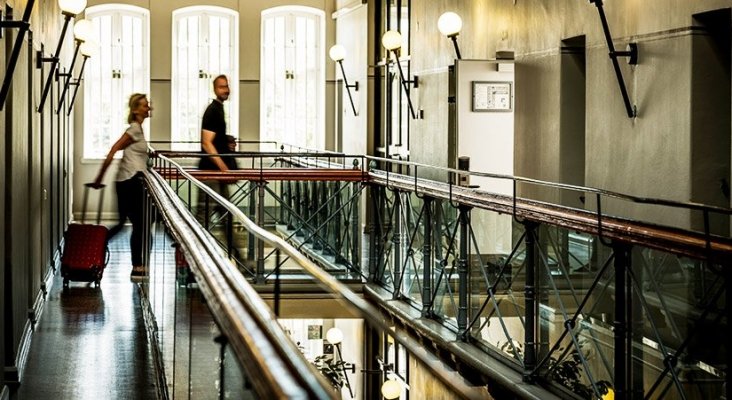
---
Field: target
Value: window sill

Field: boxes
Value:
[80,158,119,165]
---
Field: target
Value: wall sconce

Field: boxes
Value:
[325,327,355,398]
[66,40,96,115]
[329,44,359,116]
[37,0,88,112]
[438,12,463,60]
[381,30,419,119]
[0,0,36,110]
[57,18,91,112]
[381,378,402,399]
[588,0,638,118]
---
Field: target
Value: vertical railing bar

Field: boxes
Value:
[392,189,402,298]
[523,222,537,381]
[614,243,628,399]
[256,182,266,283]
[457,206,470,340]
[422,197,433,318]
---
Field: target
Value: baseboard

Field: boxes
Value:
[12,264,56,386]
[72,212,121,224]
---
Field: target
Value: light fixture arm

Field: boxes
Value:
[589,0,638,118]
[449,34,462,60]
[57,40,81,112]
[334,343,355,399]
[38,13,73,111]
[389,50,418,119]
[337,60,359,116]
[0,0,36,110]
[66,55,87,116]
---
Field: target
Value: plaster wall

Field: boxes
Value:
[0,0,76,386]
[407,0,731,229]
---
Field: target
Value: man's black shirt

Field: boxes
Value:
[199,100,236,170]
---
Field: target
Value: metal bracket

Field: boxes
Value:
[589,0,639,118]
[612,43,638,65]
[35,51,57,69]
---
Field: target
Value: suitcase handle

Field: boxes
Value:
[82,183,106,225]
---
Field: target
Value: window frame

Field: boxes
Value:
[171,5,239,151]
[260,5,325,151]
[82,4,150,160]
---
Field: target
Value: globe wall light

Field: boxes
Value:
[325,327,355,398]
[59,0,88,15]
[381,378,402,399]
[438,11,463,59]
[58,19,93,112]
[380,30,418,119]
[0,0,36,110]
[38,0,88,112]
[66,40,97,115]
[329,44,359,116]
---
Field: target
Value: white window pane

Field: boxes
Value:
[172,8,238,151]
[84,7,149,158]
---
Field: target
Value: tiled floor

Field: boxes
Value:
[11,228,158,400]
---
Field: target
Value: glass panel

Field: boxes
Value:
[144,212,258,399]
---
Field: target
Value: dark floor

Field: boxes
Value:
[11,228,158,400]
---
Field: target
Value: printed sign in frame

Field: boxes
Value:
[472,81,512,112]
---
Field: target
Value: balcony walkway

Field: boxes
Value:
[10,229,158,400]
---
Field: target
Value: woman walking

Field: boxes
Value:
[93,93,151,278]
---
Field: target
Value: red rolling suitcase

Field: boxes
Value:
[61,184,109,288]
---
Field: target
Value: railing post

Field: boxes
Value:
[302,182,311,241]
[312,181,322,250]
[613,242,631,400]
[333,182,342,259]
[256,182,266,284]
[368,185,381,282]
[350,182,360,272]
[523,222,538,381]
[279,180,286,224]
[294,181,302,233]
[392,189,402,299]
[422,196,434,318]
[457,205,471,341]
[226,212,233,260]
[248,181,256,261]
[727,267,732,400]
[285,180,294,229]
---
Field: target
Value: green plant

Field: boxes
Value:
[312,355,348,391]
[546,347,612,399]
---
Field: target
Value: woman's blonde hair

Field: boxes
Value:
[127,93,147,123]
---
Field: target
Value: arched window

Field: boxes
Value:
[172,6,239,151]
[83,4,150,159]
[261,6,325,150]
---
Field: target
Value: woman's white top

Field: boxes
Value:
[115,122,148,182]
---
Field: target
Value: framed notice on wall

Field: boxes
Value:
[472,81,512,112]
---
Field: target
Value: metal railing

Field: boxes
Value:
[147,142,732,399]
[143,152,488,399]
